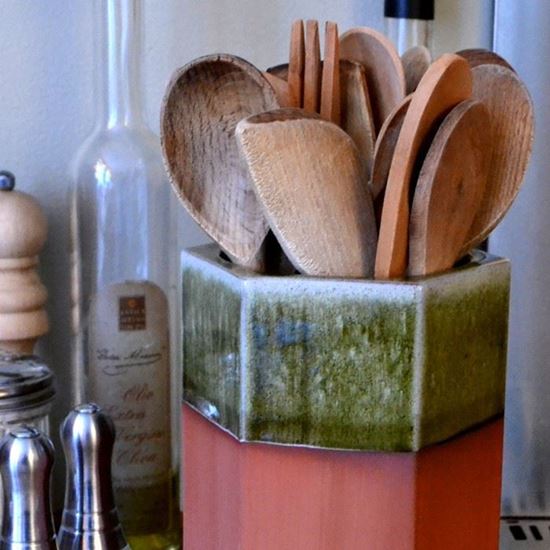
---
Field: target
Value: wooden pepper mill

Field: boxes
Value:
[0,171,48,354]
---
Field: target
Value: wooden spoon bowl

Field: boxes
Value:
[161,54,278,268]
[375,53,472,279]
[340,27,406,132]
[461,64,534,253]
[457,48,514,72]
[409,100,492,277]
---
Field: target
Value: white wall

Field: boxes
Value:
[0,0,492,507]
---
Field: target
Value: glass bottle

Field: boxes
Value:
[384,0,434,55]
[70,1,180,548]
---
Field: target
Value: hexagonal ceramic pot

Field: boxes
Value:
[182,244,510,452]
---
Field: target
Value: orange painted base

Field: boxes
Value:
[183,404,503,550]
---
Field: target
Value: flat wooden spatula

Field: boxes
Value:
[236,109,377,278]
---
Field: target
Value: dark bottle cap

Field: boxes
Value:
[0,171,15,191]
[384,0,435,20]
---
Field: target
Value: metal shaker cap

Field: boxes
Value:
[0,353,55,412]
[0,426,56,549]
[58,403,129,550]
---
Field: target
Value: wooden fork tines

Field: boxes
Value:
[320,21,341,125]
[288,19,305,108]
[267,19,341,124]
[303,20,321,113]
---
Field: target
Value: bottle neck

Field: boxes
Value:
[385,17,434,56]
[97,0,145,129]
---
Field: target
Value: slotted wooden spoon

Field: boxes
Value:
[375,53,472,279]
[409,100,492,277]
[236,109,377,278]
[160,54,279,269]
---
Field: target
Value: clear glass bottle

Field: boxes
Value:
[384,0,434,55]
[70,1,180,548]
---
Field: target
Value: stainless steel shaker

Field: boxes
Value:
[57,403,128,550]
[0,426,56,549]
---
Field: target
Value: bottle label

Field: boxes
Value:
[88,281,171,487]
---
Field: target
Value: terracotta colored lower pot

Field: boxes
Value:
[183,404,503,550]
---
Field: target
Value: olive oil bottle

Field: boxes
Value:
[70,1,180,547]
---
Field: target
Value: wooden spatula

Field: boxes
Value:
[375,53,472,279]
[160,54,279,269]
[320,22,341,125]
[408,100,492,277]
[340,60,376,179]
[460,64,534,254]
[236,109,377,278]
[340,27,406,132]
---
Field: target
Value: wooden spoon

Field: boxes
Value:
[402,45,432,94]
[370,95,412,202]
[457,48,514,72]
[409,100,492,277]
[340,60,376,179]
[263,71,290,107]
[236,109,377,278]
[460,64,534,254]
[375,53,472,279]
[340,27,406,131]
[288,20,305,108]
[266,63,288,80]
[160,54,279,268]
[320,21,341,124]
[304,19,321,113]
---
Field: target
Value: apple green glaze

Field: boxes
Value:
[182,245,510,452]
[182,267,241,435]
[245,294,417,450]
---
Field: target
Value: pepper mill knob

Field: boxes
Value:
[0,426,56,549]
[58,403,129,550]
[0,171,48,355]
